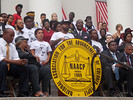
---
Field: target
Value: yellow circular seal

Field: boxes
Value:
[51,39,102,97]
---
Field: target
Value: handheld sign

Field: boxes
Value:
[51,39,102,97]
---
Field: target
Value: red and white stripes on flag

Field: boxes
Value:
[96,0,108,29]
[62,7,67,20]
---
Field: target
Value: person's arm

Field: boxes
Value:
[30,49,40,62]
[42,52,51,66]
[50,38,66,48]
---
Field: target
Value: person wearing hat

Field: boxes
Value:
[42,19,54,43]
[15,36,49,97]
[12,4,23,26]
[26,11,38,28]
[50,20,74,49]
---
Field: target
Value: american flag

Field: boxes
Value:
[62,7,67,20]
[96,0,108,30]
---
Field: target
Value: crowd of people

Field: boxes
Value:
[0,4,133,97]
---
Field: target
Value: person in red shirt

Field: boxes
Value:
[12,4,23,26]
[42,19,54,43]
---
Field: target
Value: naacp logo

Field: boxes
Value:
[51,39,102,97]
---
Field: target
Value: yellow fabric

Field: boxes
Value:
[6,44,10,71]
[27,13,35,16]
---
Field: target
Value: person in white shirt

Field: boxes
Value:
[90,29,103,52]
[50,20,74,48]
[5,14,15,31]
[30,28,51,96]
[38,13,46,28]
[0,28,29,97]
[13,19,30,45]
[23,16,37,44]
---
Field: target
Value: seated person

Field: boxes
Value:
[118,43,133,97]
[100,41,121,96]
[0,28,29,97]
[15,36,47,97]
[30,28,52,96]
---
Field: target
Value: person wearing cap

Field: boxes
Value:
[12,4,23,26]
[26,11,38,28]
[15,36,49,97]
[50,20,74,49]
[42,19,54,43]
[0,28,29,97]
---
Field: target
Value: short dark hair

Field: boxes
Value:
[15,19,22,24]
[89,29,97,35]
[125,43,133,48]
[34,28,44,37]
[40,13,46,17]
[53,22,61,31]
[69,12,75,18]
[0,13,7,16]
[108,41,116,47]
[100,28,106,34]
[102,22,107,26]
[7,14,13,19]
[24,16,32,22]
[42,19,49,26]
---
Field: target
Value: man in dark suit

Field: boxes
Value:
[73,19,91,44]
[100,41,121,96]
[118,43,133,97]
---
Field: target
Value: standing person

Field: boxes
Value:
[69,12,76,27]
[73,19,91,43]
[0,13,8,25]
[50,20,74,49]
[99,28,107,47]
[113,24,123,45]
[51,13,58,21]
[5,14,15,31]
[97,22,103,39]
[0,28,29,97]
[30,28,51,96]
[0,16,4,23]
[26,11,38,28]
[23,16,37,44]
[42,19,54,43]
[12,4,23,26]
[84,20,95,34]
[38,13,46,28]
[102,22,112,35]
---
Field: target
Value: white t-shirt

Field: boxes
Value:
[30,40,52,62]
[50,32,74,48]
[13,30,30,45]
[91,40,103,52]
[22,27,37,43]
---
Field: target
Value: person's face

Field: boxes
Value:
[56,24,61,32]
[106,36,113,43]
[117,26,123,31]
[0,17,4,23]
[102,24,107,30]
[86,20,92,28]
[3,29,14,43]
[98,22,102,30]
[52,14,58,21]
[25,18,33,29]
[126,34,132,43]
[2,14,7,23]
[109,42,117,52]
[61,23,70,32]
[76,20,83,31]
[69,13,74,20]
[29,15,35,22]
[20,40,28,49]
[41,15,46,22]
[16,6,22,14]
[35,30,44,40]
[100,30,106,37]
[125,46,133,55]
[91,30,98,40]
[44,21,50,29]
[8,16,14,23]
[16,19,24,30]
